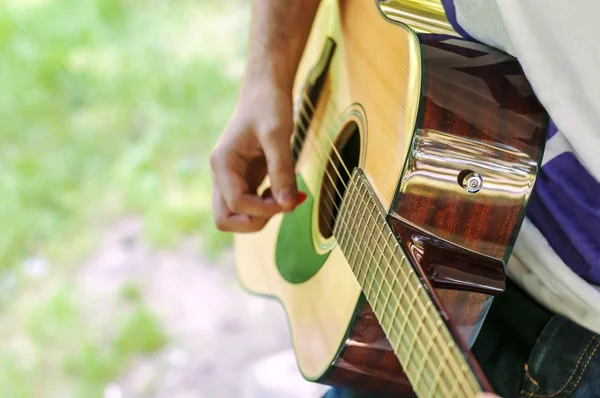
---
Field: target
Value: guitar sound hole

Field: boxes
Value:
[318,121,361,239]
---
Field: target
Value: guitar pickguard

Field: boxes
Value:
[275,174,331,284]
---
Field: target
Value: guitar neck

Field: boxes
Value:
[333,169,485,397]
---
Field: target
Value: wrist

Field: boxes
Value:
[239,72,294,106]
[243,57,298,96]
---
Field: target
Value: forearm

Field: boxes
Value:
[244,0,322,95]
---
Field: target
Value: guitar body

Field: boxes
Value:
[234,0,547,396]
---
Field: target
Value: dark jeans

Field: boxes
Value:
[324,281,600,398]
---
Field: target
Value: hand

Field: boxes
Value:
[210,80,301,232]
[478,393,501,398]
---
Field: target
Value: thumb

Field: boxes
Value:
[259,129,297,211]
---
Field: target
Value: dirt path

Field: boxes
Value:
[76,218,330,398]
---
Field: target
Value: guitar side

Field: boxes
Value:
[319,30,546,395]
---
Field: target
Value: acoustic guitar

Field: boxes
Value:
[234,0,547,396]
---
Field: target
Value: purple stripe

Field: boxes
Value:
[527,152,600,284]
[440,0,475,40]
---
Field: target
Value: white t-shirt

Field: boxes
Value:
[442,0,600,334]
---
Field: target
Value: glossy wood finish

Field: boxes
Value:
[326,168,493,396]
[317,32,547,394]
[320,294,493,396]
[392,34,547,261]
[324,301,416,397]
[395,221,505,295]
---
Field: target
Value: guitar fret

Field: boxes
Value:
[355,202,370,285]
[350,190,392,314]
[457,363,473,398]
[365,240,392,318]
[402,284,423,371]
[412,302,435,391]
[378,233,454,396]
[383,282,453,397]
[335,178,351,253]
[390,241,410,309]
[345,181,361,273]
[376,260,391,318]
[371,234,386,312]
[355,202,433,358]
[381,246,456,396]
[365,264,376,299]
[350,210,368,285]
[333,169,481,398]
[368,271,382,312]
[364,208,380,299]
[351,187,446,383]
[371,266,383,311]
[377,223,392,332]
[369,209,384,313]
[389,260,456,395]
[353,186,369,277]
[377,239,406,332]
[379,274,392,319]
[334,179,351,252]
[391,253,407,320]
[357,183,372,286]
[364,228,407,338]
[367,235,454,397]
[447,342,461,398]
[428,321,448,398]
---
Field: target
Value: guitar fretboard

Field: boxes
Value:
[333,169,482,398]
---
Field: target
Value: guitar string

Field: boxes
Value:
[337,169,476,398]
[291,93,476,394]
[337,176,470,398]
[292,92,351,209]
[292,94,445,326]
[336,179,472,398]
[291,146,472,397]
[337,178,463,398]
[334,179,447,397]
[289,94,478,396]
[296,91,352,179]
[291,96,346,235]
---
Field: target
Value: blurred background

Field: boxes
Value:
[0,1,328,396]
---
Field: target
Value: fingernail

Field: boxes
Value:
[277,189,296,208]
[296,191,308,207]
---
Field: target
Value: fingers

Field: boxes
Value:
[210,152,282,218]
[259,129,298,211]
[212,187,269,233]
[210,101,298,232]
[212,185,308,233]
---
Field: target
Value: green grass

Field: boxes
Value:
[0,0,248,395]
[1,282,169,398]
[1,0,247,270]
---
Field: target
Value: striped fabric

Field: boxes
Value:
[440,0,600,333]
[530,126,600,284]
